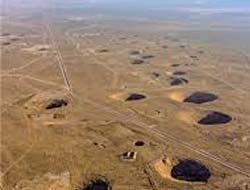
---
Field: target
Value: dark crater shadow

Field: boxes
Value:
[78,176,112,190]
[2,42,11,46]
[98,49,109,53]
[125,93,146,101]
[39,47,49,52]
[134,141,145,146]
[152,72,160,78]
[1,33,10,36]
[170,77,189,86]
[46,99,68,109]
[130,50,141,55]
[173,71,186,76]
[190,55,199,60]
[119,37,127,40]
[162,45,168,49]
[198,111,232,125]
[131,58,145,65]
[184,92,218,104]
[11,38,20,41]
[141,54,155,59]
[171,64,180,67]
[171,159,211,183]
[130,51,154,65]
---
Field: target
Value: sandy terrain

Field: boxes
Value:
[1,2,250,190]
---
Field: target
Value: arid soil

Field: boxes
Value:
[1,3,250,190]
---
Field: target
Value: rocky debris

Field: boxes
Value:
[171,159,211,182]
[184,92,218,104]
[170,77,189,86]
[198,111,232,125]
[12,171,70,190]
[121,151,137,162]
[125,93,146,101]
[173,71,186,75]
[162,45,168,49]
[46,99,68,110]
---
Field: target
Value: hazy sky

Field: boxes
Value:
[2,0,250,16]
[91,0,250,7]
[3,0,250,10]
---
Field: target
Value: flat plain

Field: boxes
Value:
[1,1,250,190]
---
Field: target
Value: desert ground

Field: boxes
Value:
[1,1,250,190]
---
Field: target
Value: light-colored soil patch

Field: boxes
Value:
[176,111,196,124]
[153,158,173,179]
[109,92,125,101]
[167,91,186,102]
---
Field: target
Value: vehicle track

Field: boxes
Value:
[45,24,73,94]
[3,55,46,74]
[1,73,65,88]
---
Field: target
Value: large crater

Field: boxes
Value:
[171,159,211,183]
[184,92,218,104]
[198,111,232,125]
[78,176,112,190]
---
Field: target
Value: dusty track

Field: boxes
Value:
[45,24,73,94]
[3,55,46,74]
[1,74,65,88]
